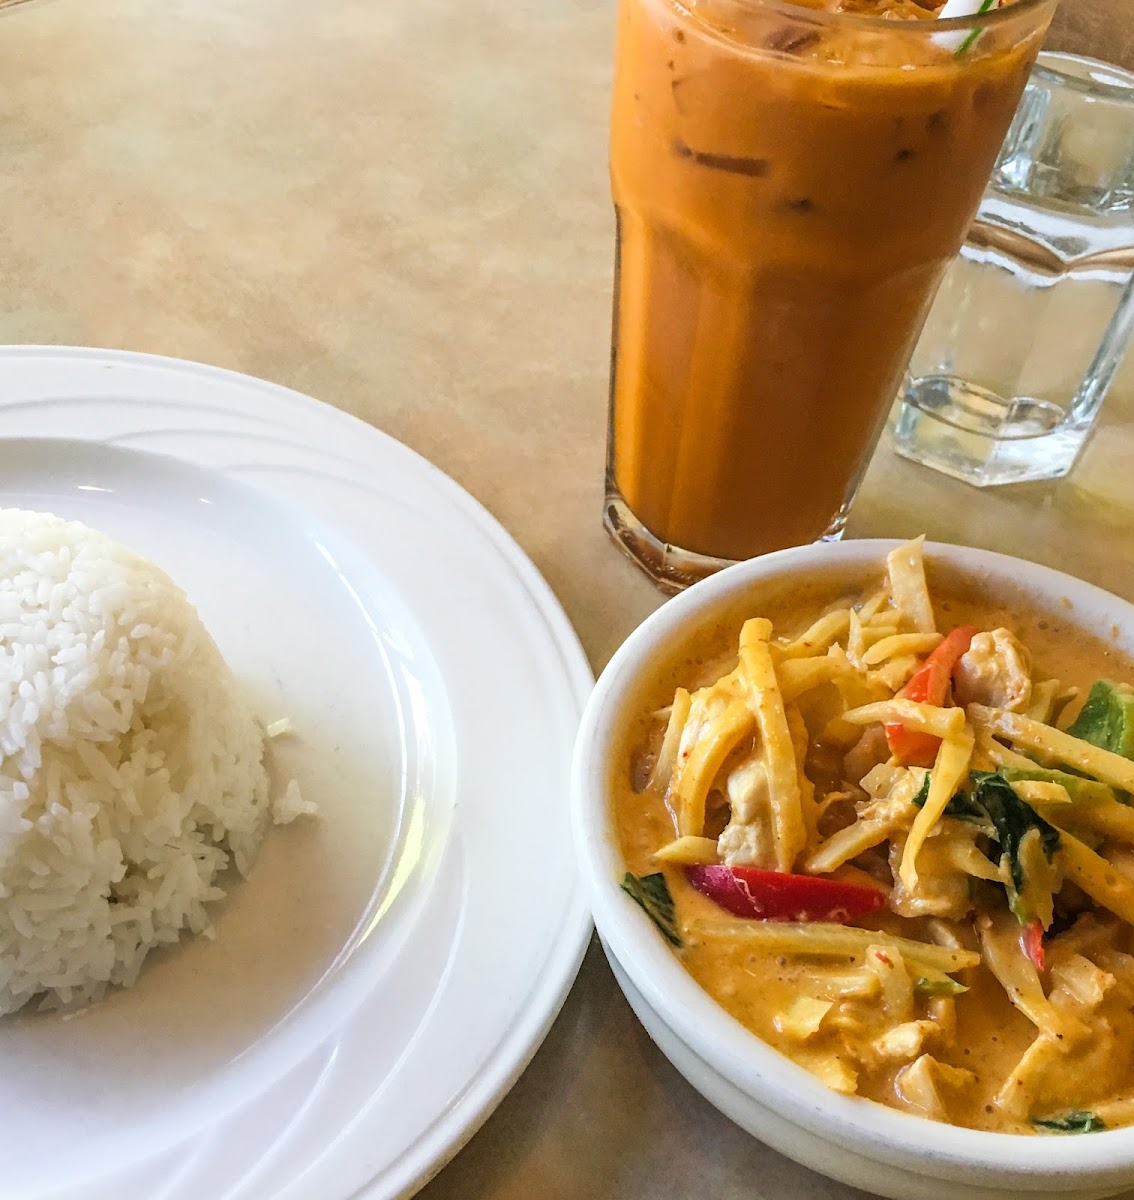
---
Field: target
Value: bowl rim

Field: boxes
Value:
[572,537,1134,1183]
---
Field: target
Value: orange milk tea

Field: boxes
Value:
[607,0,1055,569]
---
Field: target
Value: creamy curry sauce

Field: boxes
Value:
[613,570,1134,1134]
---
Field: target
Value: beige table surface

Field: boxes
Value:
[2,0,1133,1196]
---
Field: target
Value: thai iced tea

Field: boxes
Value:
[605,0,1056,589]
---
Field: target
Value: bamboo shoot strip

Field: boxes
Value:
[738,620,806,871]
[689,919,979,973]
[969,705,1134,793]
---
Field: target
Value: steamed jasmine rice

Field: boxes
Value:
[0,508,301,1015]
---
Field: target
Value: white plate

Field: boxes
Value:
[0,346,593,1200]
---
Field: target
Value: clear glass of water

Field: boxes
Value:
[892,52,1134,487]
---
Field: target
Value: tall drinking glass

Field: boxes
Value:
[603,0,1057,592]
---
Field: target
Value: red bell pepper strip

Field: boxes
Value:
[1021,917,1046,973]
[885,625,981,766]
[686,864,886,923]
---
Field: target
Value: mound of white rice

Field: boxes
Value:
[0,509,275,1015]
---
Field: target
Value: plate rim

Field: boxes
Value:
[0,344,596,1200]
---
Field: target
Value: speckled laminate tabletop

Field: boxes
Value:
[1,0,1132,1196]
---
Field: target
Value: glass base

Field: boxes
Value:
[603,482,850,595]
[892,374,1089,488]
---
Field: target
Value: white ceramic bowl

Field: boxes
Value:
[572,539,1134,1200]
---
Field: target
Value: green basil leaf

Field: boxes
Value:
[621,871,683,948]
[1033,1111,1106,1134]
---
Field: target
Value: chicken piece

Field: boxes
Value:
[864,767,927,825]
[873,1019,939,1061]
[896,1055,976,1121]
[726,755,769,824]
[717,823,765,867]
[888,825,973,919]
[995,1020,1126,1120]
[717,754,775,868]
[1050,954,1116,1013]
[774,996,833,1040]
[953,629,1033,713]
[800,1052,858,1095]
[994,1035,1064,1119]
